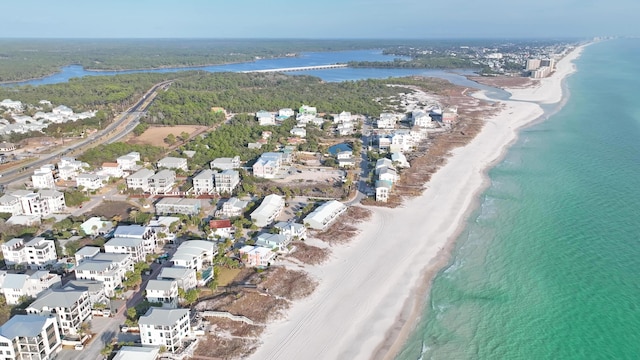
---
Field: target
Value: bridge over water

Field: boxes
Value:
[241,64,348,73]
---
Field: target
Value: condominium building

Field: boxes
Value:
[210,156,240,171]
[192,169,215,194]
[126,168,155,192]
[250,194,284,227]
[148,170,176,194]
[214,169,240,194]
[155,198,201,216]
[31,167,55,190]
[26,288,91,335]
[157,157,188,172]
[145,279,178,308]
[0,315,61,360]
[303,200,348,230]
[1,238,57,270]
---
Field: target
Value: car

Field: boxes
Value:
[74,344,84,350]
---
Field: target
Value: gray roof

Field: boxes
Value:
[75,261,114,273]
[0,194,18,204]
[158,267,194,280]
[114,346,159,360]
[128,168,154,179]
[138,307,189,327]
[3,238,23,248]
[64,279,104,293]
[146,279,175,292]
[0,315,50,338]
[28,288,86,310]
[1,274,28,290]
[105,237,144,248]
[193,169,215,180]
[92,253,130,263]
[75,246,100,257]
[114,225,146,238]
[150,169,175,180]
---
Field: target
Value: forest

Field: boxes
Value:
[78,142,166,167]
[0,39,405,83]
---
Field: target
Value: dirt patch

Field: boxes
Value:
[127,125,208,147]
[287,241,331,265]
[314,206,372,244]
[217,268,242,287]
[467,76,537,89]
[259,267,317,301]
[88,201,133,220]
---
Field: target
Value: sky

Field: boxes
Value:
[2,0,638,39]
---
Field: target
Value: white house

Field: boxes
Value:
[377,113,397,129]
[139,308,191,353]
[170,240,216,271]
[155,197,201,216]
[0,194,22,215]
[126,168,154,192]
[250,194,284,227]
[375,180,393,202]
[0,315,61,360]
[0,99,24,111]
[255,233,289,252]
[117,152,141,171]
[104,237,145,263]
[336,150,356,168]
[16,192,51,217]
[378,167,399,184]
[39,189,66,213]
[391,152,410,168]
[252,152,283,179]
[274,221,307,241]
[334,111,352,124]
[239,245,275,267]
[193,169,215,194]
[256,110,276,126]
[1,237,57,270]
[114,346,160,360]
[157,157,188,172]
[145,279,178,308]
[76,173,104,190]
[278,108,294,118]
[148,169,176,194]
[26,288,91,335]
[217,197,248,218]
[74,261,123,297]
[390,130,414,152]
[290,127,306,138]
[303,200,348,230]
[158,267,197,291]
[0,271,61,305]
[412,110,435,128]
[209,219,234,239]
[214,169,240,194]
[31,167,55,190]
[100,162,125,178]
[375,158,394,174]
[113,225,157,256]
[210,156,240,171]
[80,217,113,236]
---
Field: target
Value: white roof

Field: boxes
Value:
[251,194,284,218]
[114,346,159,360]
[138,307,189,327]
[146,279,176,292]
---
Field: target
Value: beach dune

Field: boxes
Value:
[248,44,586,360]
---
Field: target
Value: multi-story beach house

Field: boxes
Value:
[1,237,57,270]
[377,113,397,129]
[239,245,275,267]
[31,167,55,190]
[76,173,104,190]
[139,308,191,353]
[214,169,240,194]
[0,315,62,360]
[0,271,61,305]
[26,288,91,335]
[158,267,197,291]
[252,152,283,179]
[126,168,154,192]
[100,162,124,178]
[170,240,216,271]
[250,194,284,227]
[113,224,157,256]
[148,169,176,194]
[210,156,240,171]
[145,279,179,308]
[274,221,307,241]
[217,197,248,218]
[157,157,188,172]
[155,198,201,216]
[104,237,145,263]
[117,151,141,171]
[375,180,393,202]
[192,169,215,194]
[256,110,276,126]
[303,200,348,230]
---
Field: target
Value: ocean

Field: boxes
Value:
[397,39,640,359]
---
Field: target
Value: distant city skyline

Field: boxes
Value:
[2,0,638,39]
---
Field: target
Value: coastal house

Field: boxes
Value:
[303,200,348,230]
[114,346,160,360]
[117,152,141,171]
[113,224,157,255]
[274,221,307,241]
[252,152,283,179]
[74,260,123,297]
[255,233,289,252]
[76,173,104,190]
[290,127,307,138]
[1,237,57,270]
[210,156,240,171]
[149,216,180,243]
[104,237,145,263]
[390,130,414,152]
[193,169,216,194]
[279,108,295,118]
[126,168,154,192]
[250,194,285,227]
[391,152,410,168]
[64,279,110,309]
[148,169,176,194]
[139,308,191,353]
[80,217,113,236]
[100,162,125,178]
[0,315,61,360]
[31,167,55,190]
[412,110,436,128]
[214,169,240,194]
[155,197,201,216]
[378,167,399,184]
[256,110,276,126]
[158,267,197,291]
[209,219,234,239]
[336,150,357,168]
[377,113,397,129]
[375,180,393,202]
[239,245,275,267]
[145,279,179,308]
[170,240,216,271]
[375,158,395,174]
[217,197,248,218]
[334,111,352,124]
[157,157,188,172]
[0,271,61,305]
[26,288,91,335]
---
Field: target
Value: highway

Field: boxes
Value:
[0,80,172,188]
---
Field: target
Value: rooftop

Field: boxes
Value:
[138,307,189,327]
[146,279,176,292]
[28,288,86,310]
[0,315,50,339]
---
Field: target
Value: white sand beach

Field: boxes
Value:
[248,44,587,360]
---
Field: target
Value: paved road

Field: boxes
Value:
[0,81,172,187]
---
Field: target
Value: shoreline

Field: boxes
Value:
[247,43,588,360]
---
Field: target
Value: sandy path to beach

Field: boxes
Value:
[248,44,586,360]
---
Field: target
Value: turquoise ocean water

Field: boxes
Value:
[398,39,640,359]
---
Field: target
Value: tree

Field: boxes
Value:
[78,321,91,337]
[164,133,176,145]
[100,344,114,357]
[183,289,199,305]
[179,131,190,142]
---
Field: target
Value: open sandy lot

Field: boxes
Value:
[127,125,208,147]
